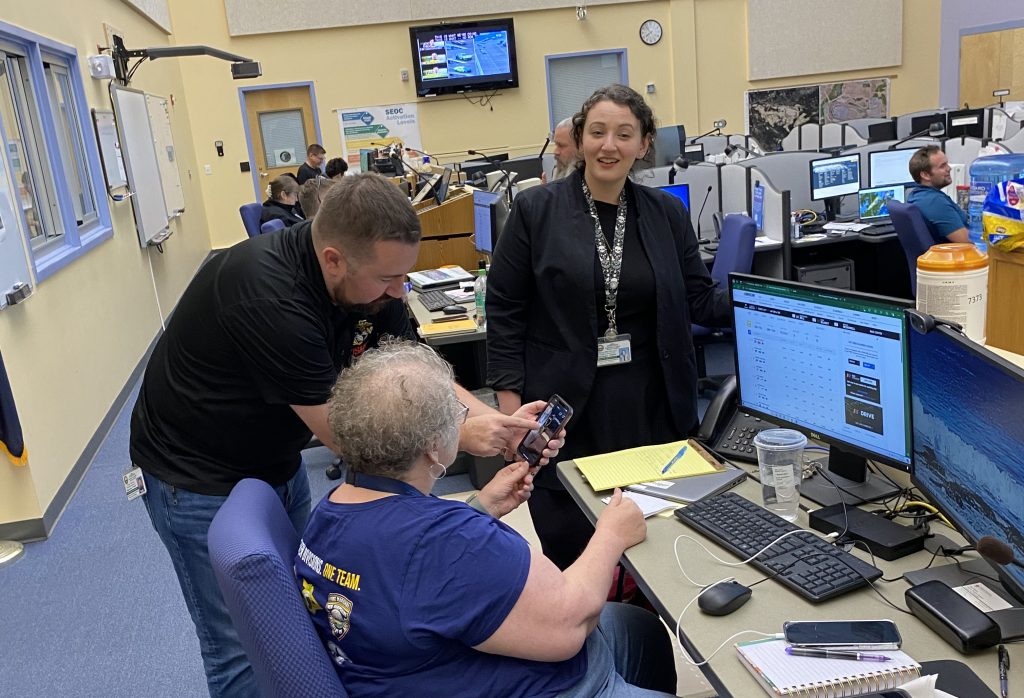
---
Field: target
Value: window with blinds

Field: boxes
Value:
[546,50,627,130]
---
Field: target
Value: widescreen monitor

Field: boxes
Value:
[409,18,518,97]
[810,153,860,221]
[910,113,946,136]
[503,157,544,183]
[433,166,453,205]
[867,120,897,143]
[909,320,1024,603]
[678,143,705,164]
[653,125,687,166]
[946,108,985,139]
[460,153,509,181]
[658,183,690,210]
[857,185,906,221]
[473,189,501,253]
[730,274,912,505]
[869,148,917,188]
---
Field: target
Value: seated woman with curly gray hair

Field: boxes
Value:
[295,340,678,697]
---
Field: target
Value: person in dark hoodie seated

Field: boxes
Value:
[260,175,304,228]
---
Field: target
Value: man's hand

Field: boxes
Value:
[512,400,566,468]
[459,412,540,456]
[477,461,535,518]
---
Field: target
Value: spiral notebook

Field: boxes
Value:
[735,638,921,697]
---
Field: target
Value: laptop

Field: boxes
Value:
[626,465,746,504]
[857,185,906,224]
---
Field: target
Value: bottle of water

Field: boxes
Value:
[790,212,802,240]
[474,262,487,328]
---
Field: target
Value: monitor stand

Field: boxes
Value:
[800,445,901,507]
[822,196,841,222]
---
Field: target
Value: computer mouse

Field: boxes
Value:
[698,580,752,616]
[442,305,466,315]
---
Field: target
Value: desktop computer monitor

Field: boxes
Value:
[910,113,946,136]
[946,108,985,139]
[857,185,906,221]
[678,143,705,164]
[730,274,912,505]
[654,125,687,166]
[460,153,510,182]
[502,157,543,183]
[867,120,896,143]
[433,166,453,205]
[473,189,501,254]
[908,319,1024,604]
[868,148,917,188]
[810,153,860,221]
[658,183,690,210]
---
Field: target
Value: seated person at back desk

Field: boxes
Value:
[295,341,677,698]
[906,145,969,244]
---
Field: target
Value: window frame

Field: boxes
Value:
[0,21,112,282]
[545,49,629,132]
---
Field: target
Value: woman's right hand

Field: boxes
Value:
[595,488,647,552]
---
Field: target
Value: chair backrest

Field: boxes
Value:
[710,214,757,288]
[261,219,286,235]
[239,203,263,239]
[887,200,935,296]
[208,479,347,698]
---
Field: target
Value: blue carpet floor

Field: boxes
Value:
[0,343,733,696]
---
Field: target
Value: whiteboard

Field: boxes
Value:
[91,109,128,190]
[0,141,34,309]
[145,94,184,216]
[110,85,169,246]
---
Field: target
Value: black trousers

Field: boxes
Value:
[527,486,595,570]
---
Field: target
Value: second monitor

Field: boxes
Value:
[810,153,860,221]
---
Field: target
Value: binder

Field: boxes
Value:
[735,638,921,697]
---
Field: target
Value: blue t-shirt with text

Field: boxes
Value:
[295,492,586,697]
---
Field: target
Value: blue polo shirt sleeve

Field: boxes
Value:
[908,187,968,244]
[400,504,531,647]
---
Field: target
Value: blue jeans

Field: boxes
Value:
[142,467,312,698]
[558,603,679,698]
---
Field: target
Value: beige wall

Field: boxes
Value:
[0,0,211,528]
[0,0,941,532]
[172,0,940,250]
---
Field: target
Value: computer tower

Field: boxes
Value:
[793,258,854,290]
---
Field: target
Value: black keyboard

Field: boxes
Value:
[417,289,455,312]
[674,492,882,602]
[712,410,774,462]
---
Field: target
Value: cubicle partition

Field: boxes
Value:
[636,162,721,240]
[731,151,821,213]
[781,122,866,151]
[943,137,987,172]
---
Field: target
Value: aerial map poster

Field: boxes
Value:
[746,78,890,151]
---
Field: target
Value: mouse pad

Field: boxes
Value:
[920,659,997,698]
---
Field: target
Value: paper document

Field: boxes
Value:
[575,438,722,491]
[602,491,675,518]
[823,222,871,232]
[418,319,478,337]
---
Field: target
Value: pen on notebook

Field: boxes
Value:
[662,445,687,474]
[785,647,890,662]
[999,644,1009,698]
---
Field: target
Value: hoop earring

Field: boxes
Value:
[428,460,448,481]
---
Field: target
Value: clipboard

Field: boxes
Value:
[575,438,726,491]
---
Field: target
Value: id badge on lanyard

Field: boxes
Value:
[597,333,632,368]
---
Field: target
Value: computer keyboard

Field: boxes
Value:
[417,289,455,312]
[674,492,882,602]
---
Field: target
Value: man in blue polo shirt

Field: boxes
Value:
[906,145,970,245]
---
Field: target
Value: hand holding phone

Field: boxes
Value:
[515,395,573,467]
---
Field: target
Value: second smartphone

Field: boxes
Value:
[516,395,573,467]
[783,619,902,650]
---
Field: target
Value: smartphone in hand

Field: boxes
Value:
[515,395,573,467]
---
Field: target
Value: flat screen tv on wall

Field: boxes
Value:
[409,18,519,98]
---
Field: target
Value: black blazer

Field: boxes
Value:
[486,169,730,436]
[260,199,304,228]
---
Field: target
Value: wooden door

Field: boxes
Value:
[243,86,317,197]
[960,28,1024,108]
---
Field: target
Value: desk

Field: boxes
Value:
[557,461,1020,697]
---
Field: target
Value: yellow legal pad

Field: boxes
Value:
[575,439,724,491]
[418,319,478,337]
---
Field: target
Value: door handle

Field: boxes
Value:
[259,171,269,178]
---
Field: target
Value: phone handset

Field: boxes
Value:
[697,374,738,444]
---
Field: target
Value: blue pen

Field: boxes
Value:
[662,445,687,474]
[999,644,1009,698]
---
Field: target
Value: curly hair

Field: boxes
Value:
[328,340,460,478]
[571,84,659,169]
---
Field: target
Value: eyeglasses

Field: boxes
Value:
[455,400,469,424]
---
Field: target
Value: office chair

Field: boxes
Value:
[261,219,286,235]
[239,203,263,239]
[887,200,935,297]
[693,214,756,392]
[208,479,348,698]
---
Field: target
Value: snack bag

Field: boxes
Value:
[982,178,1024,251]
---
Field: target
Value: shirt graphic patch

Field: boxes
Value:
[352,320,374,358]
[327,593,354,641]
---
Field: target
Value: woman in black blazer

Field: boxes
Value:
[260,175,304,228]
[487,84,731,569]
